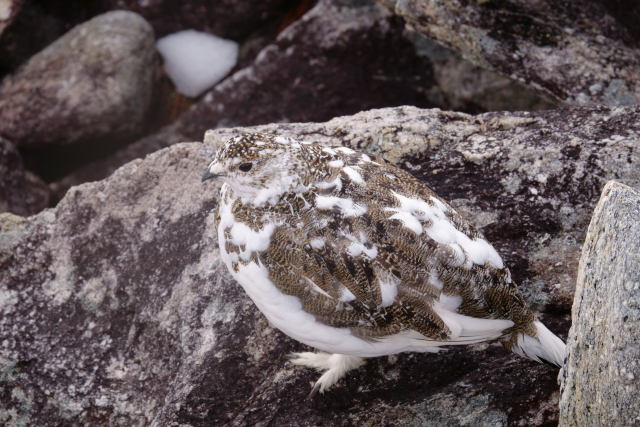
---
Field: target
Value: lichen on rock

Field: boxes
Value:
[559,181,640,426]
[1,105,639,424]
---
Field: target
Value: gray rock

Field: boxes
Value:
[559,181,640,426]
[378,0,640,106]
[0,136,50,215]
[55,0,555,194]
[0,2,125,76]
[0,11,156,147]
[407,29,557,113]
[2,105,640,425]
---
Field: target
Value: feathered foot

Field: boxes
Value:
[289,352,365,397]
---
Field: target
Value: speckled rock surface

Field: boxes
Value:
[0,11,156,147]
[55,0,554,194]
[378,0,640,106]
[0,136,49,216]
[559,181,640,426]
[2,105,639,425]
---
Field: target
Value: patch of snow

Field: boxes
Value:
[156,29,238,98]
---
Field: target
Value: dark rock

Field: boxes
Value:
[379,0,640,106]
[596,0,640,45]
[0,1,106,76]
[0,0,23,38]
[0,136,50,215]
[106,0,298,39]
[559,181,640,425]
[55,0,555,195]
[2,105,639,425]
[0,11,156,148]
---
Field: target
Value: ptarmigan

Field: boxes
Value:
[202,132,565,395]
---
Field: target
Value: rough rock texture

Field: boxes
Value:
[0,1,110,75]
[0,0,23,38]
[598,0,640,44]
[405,29,556,113]
[0,11,156,148]
[2,105,640,425]
[106,0,297,39]
[0,137,50,216]
[55,0,555,195]
[559,181,640,426]
[379,0,640,106]
[0,0,300,77]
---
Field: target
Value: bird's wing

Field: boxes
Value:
[259,151,520,343]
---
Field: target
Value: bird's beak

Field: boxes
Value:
[201,170,221,182]
[202,162,225,182]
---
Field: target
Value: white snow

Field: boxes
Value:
[156,29,238,98]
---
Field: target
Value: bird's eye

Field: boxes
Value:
[238,162,253,172]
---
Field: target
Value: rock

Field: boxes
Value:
[106,0,295,39]
[596,0,640,44]
[559,181,640,426]
[55,0,554,194]
[0,0,23,38]
[0,2,107,78]
[2,105,640,424]
[0,11,156,148]
[407,29,557,113]
[0,0,298,78]
[379,0,640,106]
[0,136,50,215]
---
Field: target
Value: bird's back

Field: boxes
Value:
[214,139,564,365]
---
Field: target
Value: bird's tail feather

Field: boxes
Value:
[511,320,566,366]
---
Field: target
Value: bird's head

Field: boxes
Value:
[202,133,317,205]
